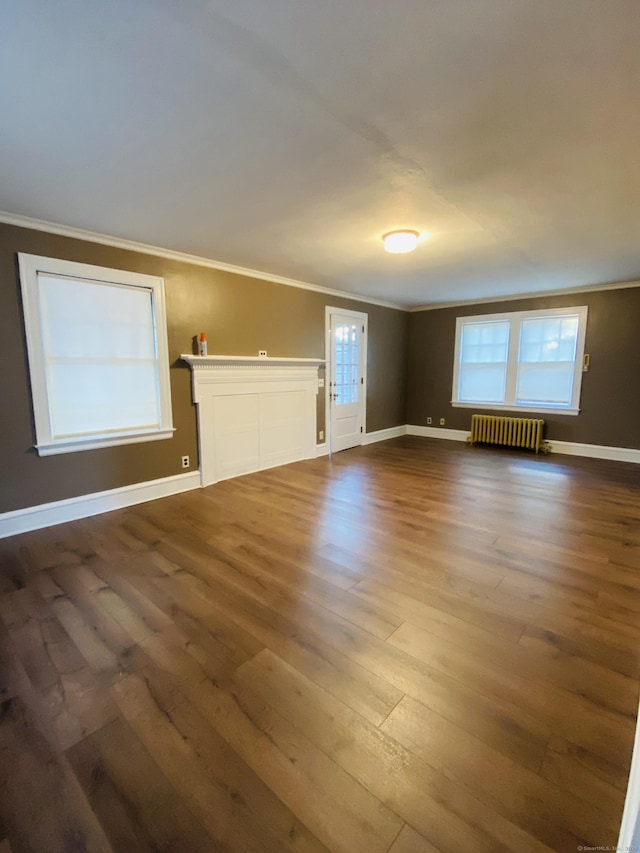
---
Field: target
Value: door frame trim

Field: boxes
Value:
[325,306,368,453]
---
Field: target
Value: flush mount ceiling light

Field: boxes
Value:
[382,230,420,254]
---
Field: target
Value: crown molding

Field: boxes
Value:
[409,278,640,312]
[6,210,636,314]
[0,210,406,312]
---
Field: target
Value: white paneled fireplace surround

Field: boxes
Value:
[181,355,324,486]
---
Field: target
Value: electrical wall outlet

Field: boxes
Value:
[439,418,446,426]
[181,455,190,469]
[319,430,324,441]
[426,416,432,425]
[318,377,325,388]
[259,350,267,357]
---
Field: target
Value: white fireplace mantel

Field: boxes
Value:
[181,354,324,485]
[181,354,325,367]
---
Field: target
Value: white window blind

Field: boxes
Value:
[458,320,510,404]
[515,315,580,407]
[19,255,174,455]
[452,306,588,416]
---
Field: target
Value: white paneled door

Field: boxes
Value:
[327,308,367,453]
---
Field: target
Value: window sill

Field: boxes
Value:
[451,402,580,417]
[35,427,176,456]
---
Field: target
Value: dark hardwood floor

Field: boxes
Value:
[1,436,639,852]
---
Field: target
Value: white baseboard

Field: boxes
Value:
[316,426,406,454]
[407,424,468,441]
[362,425,408,445]
[407,424,640,463]
[0,471,201,539]
[547,439,640,464]
[4,430,638,540]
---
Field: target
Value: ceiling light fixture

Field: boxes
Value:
[382,230,420,254]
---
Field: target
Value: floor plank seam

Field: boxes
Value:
[383,821,406,853]
[376,692,406,730]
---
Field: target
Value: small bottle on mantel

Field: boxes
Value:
[199,332,208,356]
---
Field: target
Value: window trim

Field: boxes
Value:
[451,305,588,417]
[18,253,175,456]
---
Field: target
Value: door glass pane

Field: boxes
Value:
[334,323,359,405]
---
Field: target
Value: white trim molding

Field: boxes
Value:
[407,424,640,463]
[4,212,639,315]
[407,425,468,441]
[451,401,580,417]
[35,428,177,457]
[451,305,588,417]
[410,279,640,312]
[362,425,408,445]
[547,439,640,465]
[180,354,325,368]
[0,210,405,311]
[18,253,174,456]
[0,471,200,539]
[2,428,639,540]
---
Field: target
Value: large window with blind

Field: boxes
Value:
[19,254,174,455]
[452,306,588,415]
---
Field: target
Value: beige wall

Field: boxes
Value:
[0,223,408,513]
[3,218,638,518]
[407,288,640,448]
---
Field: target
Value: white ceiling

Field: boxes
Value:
[1,0,639,307]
